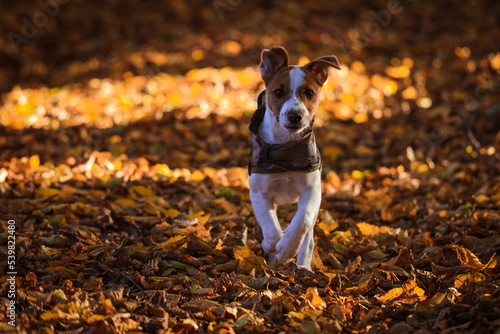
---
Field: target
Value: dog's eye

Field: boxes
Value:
[304,89,315,99]
[273,89,284,98]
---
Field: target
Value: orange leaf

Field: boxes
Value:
[379,287,403,303]
[305,287,327,309]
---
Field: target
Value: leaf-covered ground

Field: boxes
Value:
[1,0,500,333]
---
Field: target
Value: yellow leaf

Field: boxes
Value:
[305,287,326,309]
[475,194,490,204]
[49,214,67,225]
[351,170,364,180]
[189,211,211,225]
[109,135,122,144]
[102,298,116,314]
[50,289,68,304]
[357,222,392,236]
[191,170,206,181]
[233,246,264,272]
[340,92,355,106]
[35,188,61,199]
[41,327,55,334]
[324,273,337,284]
[16,99,34,116]
[191,49,204,61]
[112,160,122,170]
[233,246,255,260]
[358,272,373,288]
[40,302,82,321]
[160,235,186,250]
[155,164,173,176]
[165,208,182,218]
[491,53,500,70]
[351,61,365,73]
[357,222,379,235]
[353,113,369,123]
[322,146,342,163]
[41,266,77,277]
[40,309,66,321]
[414,286,426,297]
[286,309,322,327]
[86,314,107,323]
[129,185,155,198]
[115,198,137,207]
[457,273,483,283]
[383,80,398,96]
[481,253,497,270]
[402,58,414,68]
[415,292,446,312]
[455,245,484,269]
[317,221,338,233]
[30,155,40,169]
[385,66,410,79]
[311,249,329,271]
[402,86,418,99]
[41,245,59,255]
[75,252,89,260]
[379,287,403,303]
[401,279,425,298]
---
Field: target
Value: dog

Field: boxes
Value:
[249,46,340,269]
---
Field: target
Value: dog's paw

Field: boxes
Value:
[261,232,282,254]
[275,231,302,264]
[267,253,277,267]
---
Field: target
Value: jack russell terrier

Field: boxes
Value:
[249,46,340,269]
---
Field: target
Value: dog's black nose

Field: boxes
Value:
[287,112,302,124]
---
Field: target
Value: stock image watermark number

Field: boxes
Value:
[6,220,16,327]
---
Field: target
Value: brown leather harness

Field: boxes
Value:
[248,91,322,175]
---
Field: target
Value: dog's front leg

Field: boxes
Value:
[249,191,283,256]
[275,186,321,267]
[296,225,316,269]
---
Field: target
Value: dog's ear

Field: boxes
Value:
[303,56,341,86]
[260,46,289,83]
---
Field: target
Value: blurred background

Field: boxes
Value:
[3,2,500,332]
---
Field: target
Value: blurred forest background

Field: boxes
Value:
[1,0,500,333]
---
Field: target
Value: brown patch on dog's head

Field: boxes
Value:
[303,56,341,86]
[260,46,289,84]
[265,67,292,120]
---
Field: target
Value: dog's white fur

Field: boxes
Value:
[249,47,339,269]
[250,169,321,268]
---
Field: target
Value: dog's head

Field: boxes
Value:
[260,46,340,134]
